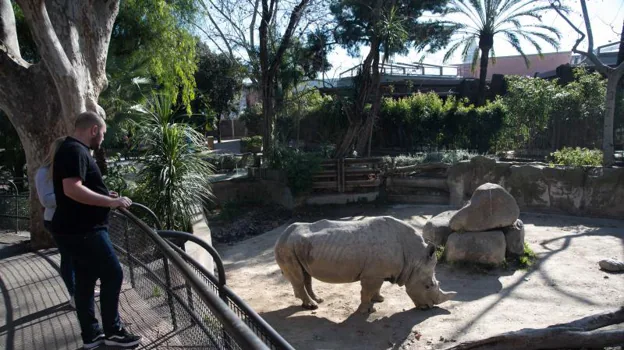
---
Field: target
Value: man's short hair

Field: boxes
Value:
[75,111,105,130]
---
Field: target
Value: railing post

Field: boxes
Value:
[162,256,178,330]
[123,220,136,288]
[8,180,18,234]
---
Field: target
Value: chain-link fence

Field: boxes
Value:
[0,179,29,233]
[109,206,293,350]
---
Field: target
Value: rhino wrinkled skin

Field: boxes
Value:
[274,216,457,314]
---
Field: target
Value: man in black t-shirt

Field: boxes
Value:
[52,111,141,349]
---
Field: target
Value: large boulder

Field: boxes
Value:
[450,183,520,232]
[446,231,506,265]
[423,210,456,246]
[503,219,525,256]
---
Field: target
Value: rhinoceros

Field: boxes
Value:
[274,216,456,313]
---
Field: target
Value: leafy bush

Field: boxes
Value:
[494,68,606,152]
[550,147,603,167]
[239,103,263,136]
[241,135,263,149]
[131,93,214,231]
[379,93,504,153]
[267,145,322,195]
[103,153,137,196]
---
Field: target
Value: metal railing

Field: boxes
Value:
[0,178,29,233]
[108,204,293,350]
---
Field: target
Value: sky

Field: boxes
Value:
[323,0,624,79]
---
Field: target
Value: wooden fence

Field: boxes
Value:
[312,158,384,193]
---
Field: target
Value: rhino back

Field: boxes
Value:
[291,217,423,283]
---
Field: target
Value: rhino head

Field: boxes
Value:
[405,244,457,309]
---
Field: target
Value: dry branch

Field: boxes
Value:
[446,308,624,350]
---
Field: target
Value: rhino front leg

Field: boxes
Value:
[357,279,383,314]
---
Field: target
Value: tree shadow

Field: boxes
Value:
[261,305,451,350]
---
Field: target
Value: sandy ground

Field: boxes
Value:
[217,204,624,350]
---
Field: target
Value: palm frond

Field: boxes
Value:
[470,45,481,73]
[503,31,530,67]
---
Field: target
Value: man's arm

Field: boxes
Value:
[63,178,131,208]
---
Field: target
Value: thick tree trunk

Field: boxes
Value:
[446,308,624,350]
[603,74,622,166]
[355,39,382,157]
[0,0,121,248]
[477,47,491,106]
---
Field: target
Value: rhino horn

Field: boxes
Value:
[436,289,457,304]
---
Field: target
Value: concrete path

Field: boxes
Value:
[0,250,194,350]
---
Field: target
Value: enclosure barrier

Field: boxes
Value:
[106,204,293,350]
[312,157,383,193]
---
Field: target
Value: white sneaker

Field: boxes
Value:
[69,296,76,308]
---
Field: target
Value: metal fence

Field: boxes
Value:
[108,205,293,350]
[0,179,29,233]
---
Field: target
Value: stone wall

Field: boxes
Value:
[447,156,624,219]
[210,177,295,210]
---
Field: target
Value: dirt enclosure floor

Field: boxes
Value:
[217,204,624,350]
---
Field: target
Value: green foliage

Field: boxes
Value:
[267,146,323,195]
[131,93,214,231]
[518,243,537,269]
[550,147,603,167]
[239,104,264,136]
[382,150,479,168]
[152,286,162,298]
[330,0,448,58]
[435,245,445,261]
[110,0,199,110]
[436,0,563,80]
[241,136,263,149]
[194,43,245,132]
[380,92,504,152]
[494,69,606,152]
[103,153,137,196]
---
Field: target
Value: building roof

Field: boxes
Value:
[454,51,572,80]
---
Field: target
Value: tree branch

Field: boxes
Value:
[250,0,260,51]
[15,0,73,78]
[0,0,21,59]
[0,43,31,111]
[268,0,311,74]
[198,0,234,59]
[550,0,610,75]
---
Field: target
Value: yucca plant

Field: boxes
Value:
[440,0,565,105]
[132,93,214,231]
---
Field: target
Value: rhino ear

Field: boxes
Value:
[426,244,436,260]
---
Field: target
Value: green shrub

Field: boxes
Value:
[241,135,263,149]
[268,146,322,195]
[518,242,537,269]
[550,147,603,167]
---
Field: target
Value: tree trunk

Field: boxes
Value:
[603,75,620,166]
[0,0,121,248]
[356,38,383,157]
[447,307,624,350]
[477,47,491,106]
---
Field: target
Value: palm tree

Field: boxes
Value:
[132,93,214,231]
[440,0,564,105]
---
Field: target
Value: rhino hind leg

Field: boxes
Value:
[357,279,384,314]
[282,261,318,310]
[304,271,323,303]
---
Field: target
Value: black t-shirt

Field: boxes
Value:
[51,137,110,234]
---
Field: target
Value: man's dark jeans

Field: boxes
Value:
[44,220,75,297]
[54,228,123,341]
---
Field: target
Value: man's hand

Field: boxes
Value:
[109,196,132,208]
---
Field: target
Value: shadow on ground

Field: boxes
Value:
[262,305,451,350]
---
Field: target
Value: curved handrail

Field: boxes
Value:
[117,207,269,350]
[164,239,296,350]
[128,203,163,230]
[157,230,226,287]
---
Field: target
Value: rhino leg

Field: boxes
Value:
[282,263,318,310]
[304,271,323,303]
[357,279,383,314]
